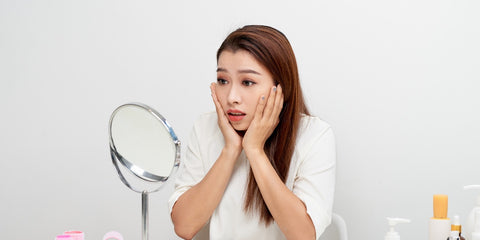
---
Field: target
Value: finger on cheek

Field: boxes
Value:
[260,95,266,107]
[276,84,282,94]
[255,95,266,118]
[210,83,217,98]
[268,86,276,103]
[276,85,283,102]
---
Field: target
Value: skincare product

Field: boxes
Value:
[64,231,84,240]
[103,231,124,240]
[384,217,410,240]
[464,185,480,240]
[56,235,73,240]
[472,210,480,240]
[448,215,465,240]
[429,194,450,240]
[448,230,461,240]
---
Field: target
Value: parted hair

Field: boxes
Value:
[216,25,310,224]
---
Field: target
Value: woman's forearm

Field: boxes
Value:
[171,148,241,239]
[245,149,316,240]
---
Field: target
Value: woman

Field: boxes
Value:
[169,25,336,240]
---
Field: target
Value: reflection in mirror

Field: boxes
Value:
[109,103,180,240]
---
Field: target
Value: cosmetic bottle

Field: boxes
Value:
[448,215,465,240]
[448,230,461,240]
[472,209,480,240]
[429,194,450,240]
[464,185,480,240]
[384,217,410,240]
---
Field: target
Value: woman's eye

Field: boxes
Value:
[217,78,228,85]
[242,80,255,86]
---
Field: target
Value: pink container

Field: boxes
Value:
[103,231,124,240]
[56,235,73,240]
[64,231,84,240]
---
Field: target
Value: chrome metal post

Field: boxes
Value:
[142,191,149,240]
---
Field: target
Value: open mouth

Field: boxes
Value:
[227,110,246,122]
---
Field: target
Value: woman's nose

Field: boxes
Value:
[227,84,241,105]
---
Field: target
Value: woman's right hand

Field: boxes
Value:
[210,83,243,153]
[172,83,244,239]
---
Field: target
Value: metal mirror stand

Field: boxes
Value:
[109,103,180,240]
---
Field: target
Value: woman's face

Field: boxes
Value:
[215,49,275,131]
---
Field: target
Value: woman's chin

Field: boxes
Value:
[231,122,248,132]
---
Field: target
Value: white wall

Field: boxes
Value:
[1,0,479,239]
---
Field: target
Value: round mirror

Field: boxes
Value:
[109,103,180,185]
[108,102,180,240]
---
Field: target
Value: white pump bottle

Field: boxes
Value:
[472,209,480,240]
[464,185,480,240]
[385,217,411,240]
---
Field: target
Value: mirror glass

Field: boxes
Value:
[110,103,179,182]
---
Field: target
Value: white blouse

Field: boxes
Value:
[168,112,336,240]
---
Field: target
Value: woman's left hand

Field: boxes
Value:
[242,85,284,155]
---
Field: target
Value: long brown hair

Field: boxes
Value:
[217,25,310,224]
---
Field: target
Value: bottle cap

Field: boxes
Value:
[64,231,84,240]
[103,231,124,240]
[433,194,448,219]
[451,215,462,232]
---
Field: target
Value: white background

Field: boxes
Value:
[1,0,479,239]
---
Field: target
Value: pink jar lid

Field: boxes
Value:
[103,231,124,240]
[64,230,84,240]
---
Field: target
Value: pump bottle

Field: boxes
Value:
[472,209,480,240]
[384,217,410,240]
[464,185,480,240]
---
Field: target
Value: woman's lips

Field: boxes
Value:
[227,109,246,122]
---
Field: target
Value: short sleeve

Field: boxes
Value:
[292,119,336,239]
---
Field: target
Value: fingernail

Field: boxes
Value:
[273,86,277,92]
[262,96,265,100]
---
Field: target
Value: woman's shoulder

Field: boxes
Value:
[299,114,332,134]
[296,114,335,147]
[294,114,335,159]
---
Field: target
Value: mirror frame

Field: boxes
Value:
[108,103,180,189]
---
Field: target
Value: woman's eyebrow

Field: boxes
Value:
[216,67,228,73]
[238,69,261,75]
[216,67,261,75]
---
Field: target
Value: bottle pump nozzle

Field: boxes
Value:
[464,185,480,205]
[385,218,411,240]
[464,185,480,190]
